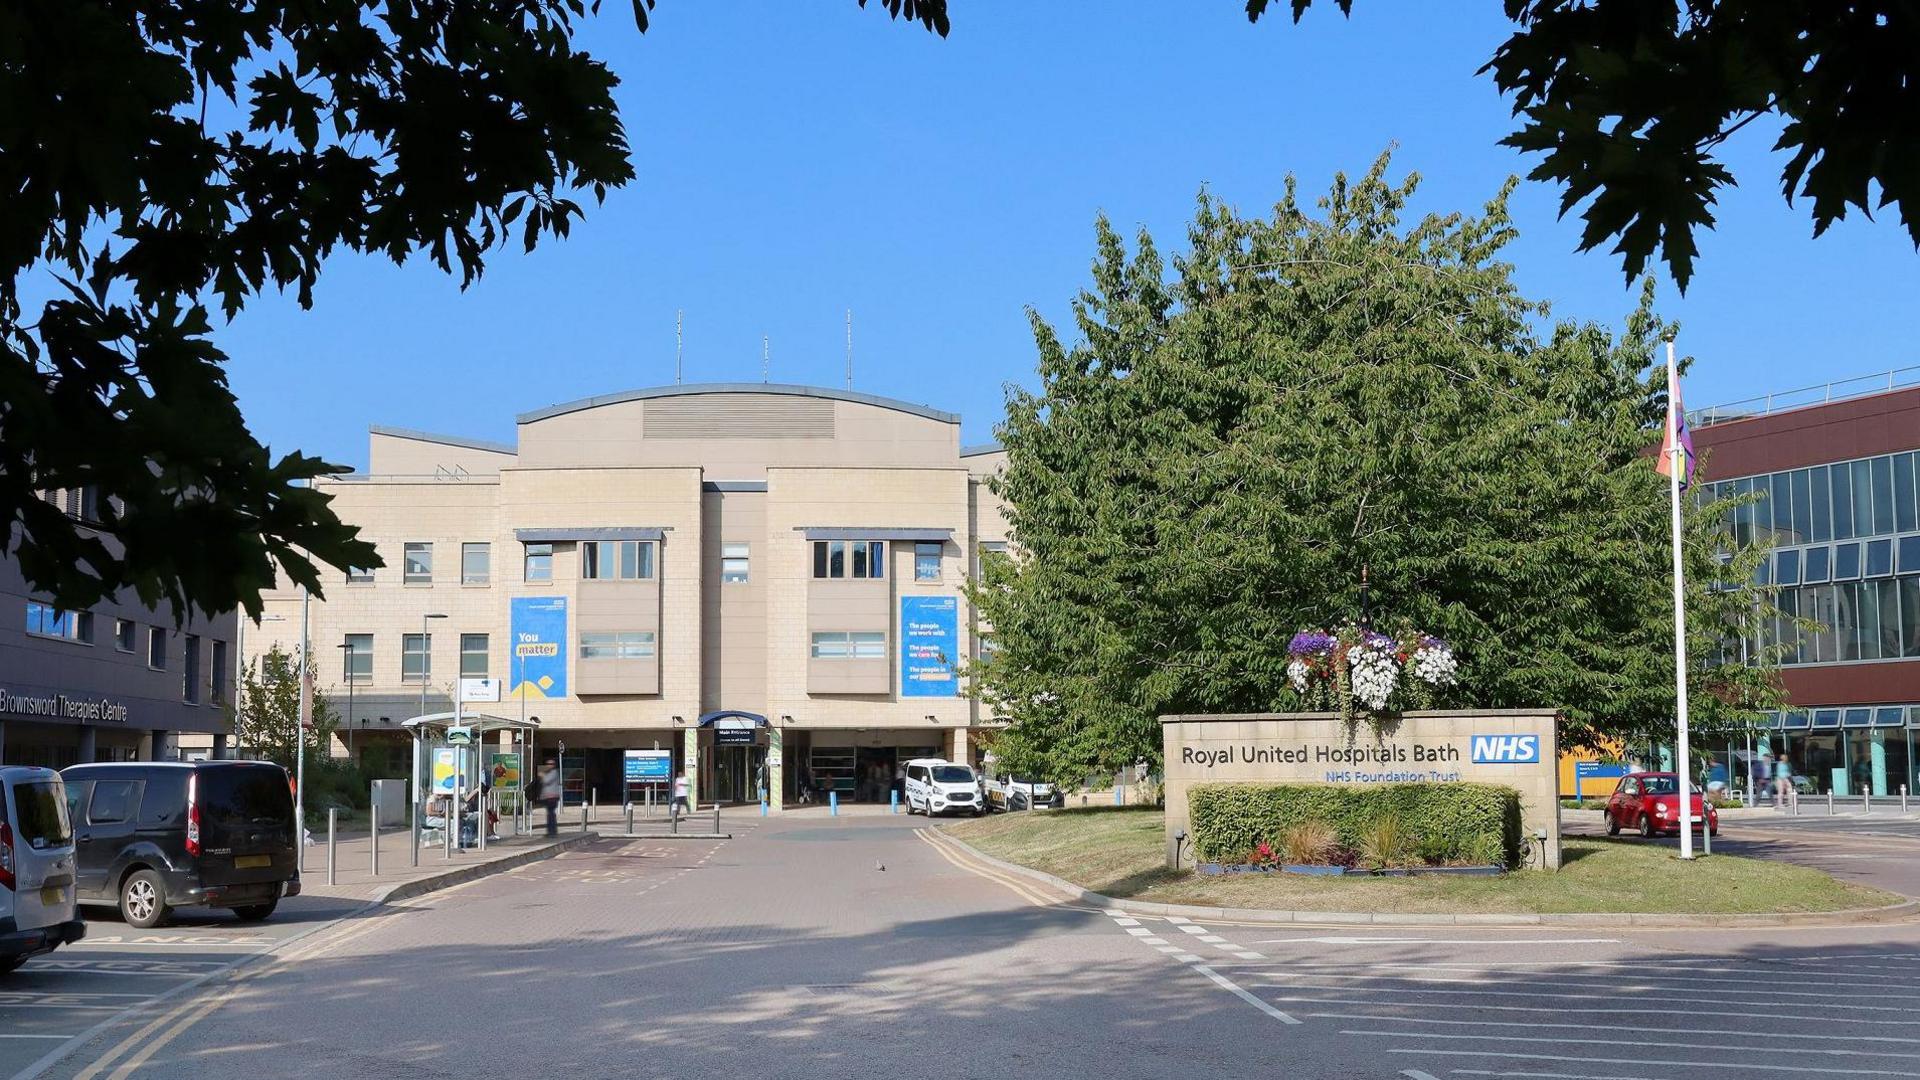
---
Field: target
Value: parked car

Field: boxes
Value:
[61,761,301,929]
[1,765,86,974]
[988,774,1063,812]
[1605,771,1719,839]
[902,759,984,817]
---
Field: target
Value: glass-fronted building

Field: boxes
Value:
[1689,376,1920,798]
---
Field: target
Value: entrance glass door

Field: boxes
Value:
[712,745,765,803]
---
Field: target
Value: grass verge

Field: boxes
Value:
[943,806,1898,915]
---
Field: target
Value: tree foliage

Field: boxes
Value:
[969,155,1785,785]
[1253,1,1920,291]
[228,644,338,768]
[0,0,945,621]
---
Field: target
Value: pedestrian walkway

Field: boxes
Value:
[294,822,596,903]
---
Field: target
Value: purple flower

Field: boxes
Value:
[1289,631,1336,656]
[1419,634,1451,652]
[1363,631,1395,650]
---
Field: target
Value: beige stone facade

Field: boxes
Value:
[248,385,1009,811]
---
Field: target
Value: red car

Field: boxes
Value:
[1604,771,1719,839]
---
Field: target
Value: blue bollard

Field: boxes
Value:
[761,799,768,817]
[1115,787,1123,806]
[830,791,839,817]
[890,790,898,814]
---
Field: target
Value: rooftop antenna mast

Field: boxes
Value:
[675,309,683,385]
[845,309,853,391]
[762,334,769,384]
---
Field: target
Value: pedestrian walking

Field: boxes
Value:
[671,771,692,821]
[537,758,561,837]
[1774,753,1793,804]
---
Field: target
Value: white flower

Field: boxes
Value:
[1347,641,1400,711]
[1287,658,1310,692]
[1410,644,1458,687]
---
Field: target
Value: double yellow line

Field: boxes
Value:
[71,913,389,1079]
[915,829,1065,907]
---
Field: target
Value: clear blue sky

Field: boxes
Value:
[213,3,1920,470]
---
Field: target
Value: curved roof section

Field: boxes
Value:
[517,382,959,426]
[369,424,516,456]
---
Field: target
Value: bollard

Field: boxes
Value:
[326,809,337,886]
[761,799,768,818]
[713,804,721,834]
[830,790,839,817]
[626,804,635,834]
[1904,785,1910,814]
[1866,790,1873,815]
[1702,814,1711,856]
[890,790,898,815]
[370,787,380,877]
[590,789,597,826]
[1115,787,1123,807]
[581,802,590,833]
[1828,790,1835,816]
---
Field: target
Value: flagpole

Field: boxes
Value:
[1666,336,1695,860]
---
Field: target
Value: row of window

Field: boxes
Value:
[335,624,899,681]
[1709,451,1920,550]
[347,538,952,586]
[1746,576,1920,665]
[1752,704,1920,731]
[1757,534,1920,588]
[22,602,227,704]
[341,632,491,682]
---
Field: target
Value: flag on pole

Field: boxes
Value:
[1655,362,1695,491]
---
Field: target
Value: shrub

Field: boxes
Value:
[1280,820,1337,865]
[1358,814,1414,868]
[1189,782,1523,868]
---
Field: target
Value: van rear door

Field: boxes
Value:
[197,765,295,886]
[4,775,76,933]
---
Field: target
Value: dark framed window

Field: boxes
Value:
[1803,546,1831,583]
[25,601,92,644]
[1866,538,1894,578]
[183,633,201,703]
[914,541,942,581]
[1774,548,1800,587]
[148,627,167,669]
[523,542,553,582]
[811,540,885,580]
[582,540,654,580]
[1834,542,1862,581]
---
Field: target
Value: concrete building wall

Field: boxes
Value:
[702,489,768,717]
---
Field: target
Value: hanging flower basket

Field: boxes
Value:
[1286,622,1458,731]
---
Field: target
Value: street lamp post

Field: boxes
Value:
[412,613,447,866]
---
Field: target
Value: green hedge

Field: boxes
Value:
[1188,782,1524,868]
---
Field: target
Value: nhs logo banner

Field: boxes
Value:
[1471,734,1541,764]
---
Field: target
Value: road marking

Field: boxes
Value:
[1124,927,1153,937]
[1391,1048,1920,1076]
[1251,968,1920,1005]
[1257,937,1621,946]
[914,831,1056,906]
[1191,965,1300,1024]
[1,1035,72,1041]
[1264,993,1919,1027]
[1140,936,1170,946]
[1177,924,1211,935]
[1306,1012,1920,1044]
[1113,917,1140,927]
[1400,1071,1442,1080]
[1167,916,1193,925]
[1346,1029,1920,1061]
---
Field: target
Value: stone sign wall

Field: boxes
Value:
[1160,709,1562,869]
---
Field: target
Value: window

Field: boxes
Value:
[1867,538,1895,578]
[183,633,201,703]
[346,556,375,585]
[88,780,140,825]
[343,634,373,681]
[1832,464,1855,540]
[809,630,885,659]
[115,618,136,652]
[582,540,654,580]
[721,542,750,584]
[460,633,490,677]
[1873,456,1896,536]
[25,601,92,643]
[578,631,655,660]
[148,627,167,669]
[1803,545,1831,584]
[1810,466,1833,542]
[914,541,942,582]
[977,540,1010,577]
[402,633,431,682]
[811,540,886,579]
[210,640,229,704]
[461,542,490,584]
[1775,548,1800,587]
[1834,542,1862,581]
[404,542,433,584]
[523,542,553,582]
[1899,453,1919,534]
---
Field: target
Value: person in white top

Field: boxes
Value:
[671,772,692,821]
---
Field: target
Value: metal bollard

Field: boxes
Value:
[370,790,380,877]
[581,803,590,833]
[1904,785,1910,814]
[327,809,337,886]
[1828,791,1835,816]
[626,804,635,834]
[713,804,722,833]
[830,791,839,817]
[589,789,596,826]
[1702,814,1711,855]
[1866,790,1873,815]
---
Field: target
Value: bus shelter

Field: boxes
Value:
[401,712,541,856]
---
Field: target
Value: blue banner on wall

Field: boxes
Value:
[900,595,959,698]
[509,596,568,700]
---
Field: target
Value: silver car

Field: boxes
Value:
[1,765,86,975]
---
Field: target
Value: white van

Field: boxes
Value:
[1,765,86,975]
[902,759,983,817]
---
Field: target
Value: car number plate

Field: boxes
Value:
[41,884,66,905]
[234,854,272,869]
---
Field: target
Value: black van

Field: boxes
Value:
[60,761,301,928]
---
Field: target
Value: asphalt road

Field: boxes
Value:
[16,815,1920,1080]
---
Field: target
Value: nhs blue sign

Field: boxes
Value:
[1470,734,1541,764]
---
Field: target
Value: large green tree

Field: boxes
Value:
[0,0,944,621]
[970,156,1784,784]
